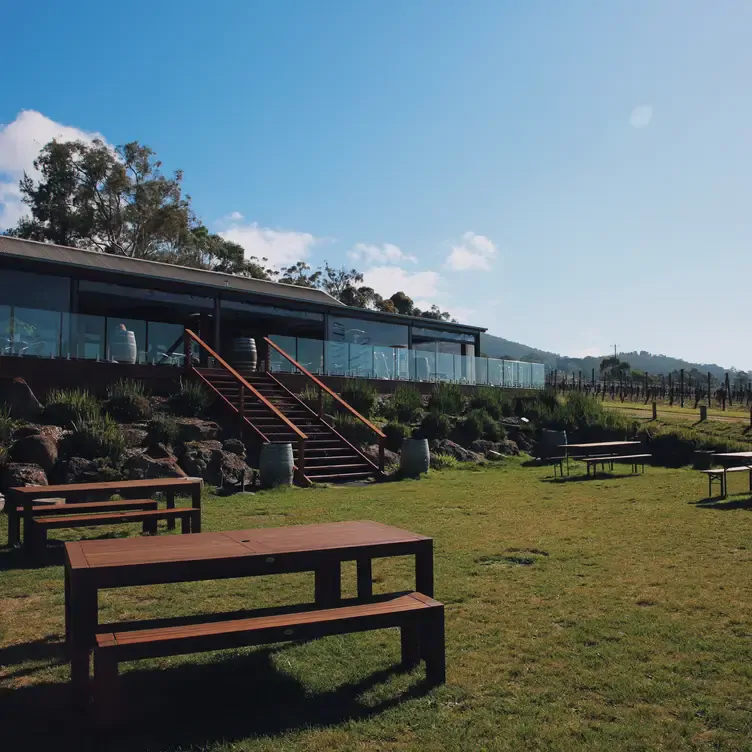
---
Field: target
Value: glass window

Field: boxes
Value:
[328,315,408,348]
[297,338,324,374]
[106,317,147,364]
[147,322,185,365]
[62,313,106,360]
[0,270,70,311]
[412,326,475,343]
[13,307,62,357]
[0,305,10,354]
[269,335,297,373]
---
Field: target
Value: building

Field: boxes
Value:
[0,235,544,391]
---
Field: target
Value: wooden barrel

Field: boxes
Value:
[539,429,566,458]
[111,330,137,364]
[231,336,257,372]
[259,443,294,487]
[400,438,430,477]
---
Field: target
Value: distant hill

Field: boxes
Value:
[480,333,748,380]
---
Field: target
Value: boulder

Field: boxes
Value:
[12,425,42,440]
[175,419,220,443]
[469,439,499,456]
[122,453,187,481]
[222,438,246,457]
[363,444,399,468]
[145,442,175,460]
[122,427,149,448]
[208,449,252,487]
[508,429,533,452]
[9,433,59,472]
[178,441,223,478]
[1,463,47,492]
[48,457,123,487]
[498,438,520,456]
[429,439,482,463]
[0,377,42,421]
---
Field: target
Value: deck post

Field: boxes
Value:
[378,436,385,473]
[296,438,306,485]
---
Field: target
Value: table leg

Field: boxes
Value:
[69,576,98,703]
[6,491,18,547]
[314,561,341,606]
[165,489,176,531]
[356,558,373,600]
[22,500,33,554]
[191,483,202,533]
[64,567,71,649]
[415,540,434,597]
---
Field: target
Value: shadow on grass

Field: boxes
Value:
[541,473,639,484]
[691,496,752,511]
[0,647,432,752]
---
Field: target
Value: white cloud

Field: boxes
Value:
[225,211,244,222]
[0,110,107,230]
[629,105,653,129]
[219,219,319,267]
[361,265,442,301]
[444,231,498,271]
[348,242,417,265]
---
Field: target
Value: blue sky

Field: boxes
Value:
[1,1,751,368]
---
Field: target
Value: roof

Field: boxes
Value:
[0,235,485,333]
[0,235,343,307]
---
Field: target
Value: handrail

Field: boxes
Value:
[185,330,307,440]
[264,337,386,439]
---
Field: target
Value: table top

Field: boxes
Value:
[65,520,430,571]
[561,441,641,449]
[11,476,202,496]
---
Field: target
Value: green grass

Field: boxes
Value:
[1,462,752,751]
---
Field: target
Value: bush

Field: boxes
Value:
[299,385,333,413]
[468,387,511,420]
[386,385,422,423]
[459,409,504,443]
[106,379,152,421]
[59,415,126,462]
[428,383,464,416]
[0,405,15,444]
[418,411,453,440]
[147,414,180,446]
[43,388,101,427]
[331,413,375,448]
[383,421,411,452]
[430,453,458,471]
[340,381,378,418]
[0,444,8,467]
[168,378,211,417]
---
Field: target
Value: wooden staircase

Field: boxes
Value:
[195,368,380,484]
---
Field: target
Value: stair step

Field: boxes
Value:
[305,464,371,474]
[304,455,360,464]
[308,472,374,483]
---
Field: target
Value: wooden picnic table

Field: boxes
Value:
[6,477,202,549]
[63,520,433,697]
[558,441,642,474]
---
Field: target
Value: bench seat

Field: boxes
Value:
[699,466,752,498]
[17,499,158,516]
[93,591,445,725]
[584,454,651,476]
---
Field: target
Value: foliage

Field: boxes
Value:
[59,414,126,462]
[643,425,748,468]
[430,453,459,470]
[0,444,7,467]
[43,388,101,427]
[428,383,464,416]
[331,413,375,448]
[168,378,211,417]
[600,356,632,381]
[386,385,423,423]
[383,421,411,452]
[418,411,453,441]
[0,405,15,445]
[298,385,333,413]
[468,387,512,420]
[339,381,378,418]
[459,409,504,443]
[105,379,152,421]
[146,414,180,446]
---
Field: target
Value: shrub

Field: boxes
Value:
[430,453,458,471]
[459,409,504,443]
[331,413,375,448]
[168,378,211,417]
[418,411,453,440]
[43,388,101,427]
[299,385,333,413]
[0,405,15,444]
[0,444,8,467]
[468,387,511,420]
[383,421,411,452]
[147,414,180,446]
[59,415,126,462]
[340,381,378,418]
[106,379,152,421]
[386,385,422,423]
[428,383,464,416]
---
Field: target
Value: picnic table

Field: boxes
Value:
[701,452,752,497]
[64,520,434,698]
[558,441,643,475]
[6,477,202,549]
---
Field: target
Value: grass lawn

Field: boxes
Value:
[1,461,751,751]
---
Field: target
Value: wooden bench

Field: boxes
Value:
[92,591,445,726]
[585,453,652,476]
[700,466,752,498]
[535,456,566,477]
[30,507,200,556]
[17,499,158,518]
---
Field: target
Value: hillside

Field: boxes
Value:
[480,333,746,380]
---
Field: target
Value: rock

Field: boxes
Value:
[12,425,42,440]
[1,463,47,492]
[9,433,59,472]
[429,439,483,463]
[175,418,220,443]
[122,453,187,481]
[178,441,223,478]
[49,457,123,487]
[363,444,399,467]
[145,442,175,460]
[509,430,533,452]
[498,438,520,456]
[0,377,43,421]
[122,427,149,448]
[222,438,246,457]
[469,439,499,456]
[208,449,251,487]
